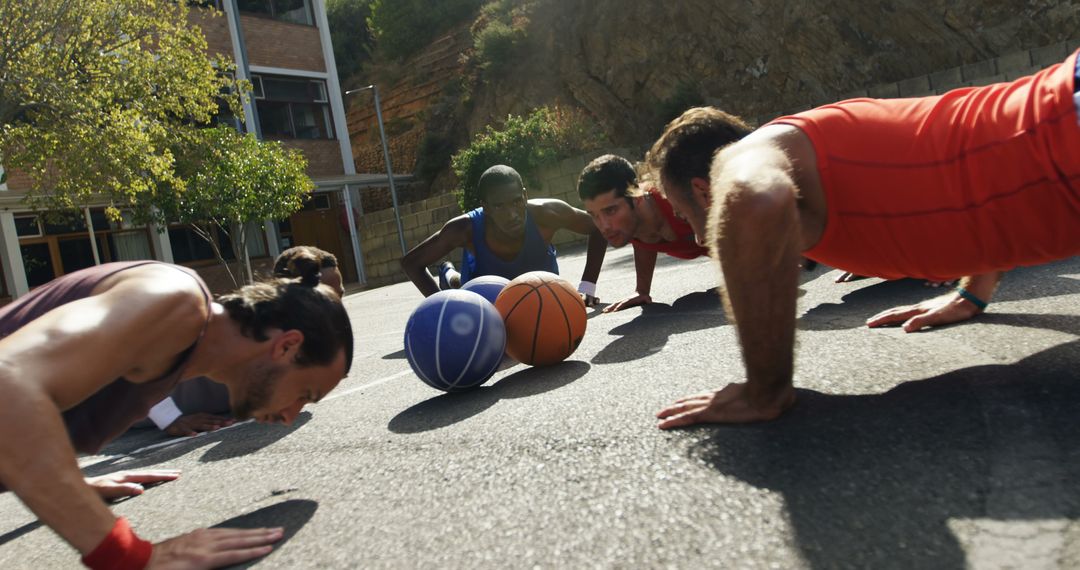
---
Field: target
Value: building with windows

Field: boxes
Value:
[0,0,390,301]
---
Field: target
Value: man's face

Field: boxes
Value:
[232,347,346,425]
[583,189,638,248]
[663,176,710,246]
[482,183,527,236]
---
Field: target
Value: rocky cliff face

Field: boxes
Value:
[349,0,1079,191]
[470,0,1079,142]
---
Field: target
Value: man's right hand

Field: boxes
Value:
[602,293,651,313]
[149,527,283,569]
[165,414,234,437]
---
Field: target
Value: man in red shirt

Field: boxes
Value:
[578,154,710,312]
[652,49,1080,427]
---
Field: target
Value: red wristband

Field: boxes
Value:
[81,517,153,570]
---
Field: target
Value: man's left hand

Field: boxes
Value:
[580,293,600,308]
[866,291,982,332]
[86,469,181,501]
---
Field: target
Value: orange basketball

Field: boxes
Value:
[494,271,587,366]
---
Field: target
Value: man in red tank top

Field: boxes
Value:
[578,154,710,312]
[0,261,353,568]
[651,49,1080,428]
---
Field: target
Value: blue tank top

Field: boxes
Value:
[460,207,558,283]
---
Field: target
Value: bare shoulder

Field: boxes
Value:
[94,264,209,335]
[528,199,578,225]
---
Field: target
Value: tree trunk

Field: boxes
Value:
[192,221,238,289]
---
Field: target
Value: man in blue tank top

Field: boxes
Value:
[401,165,608,305]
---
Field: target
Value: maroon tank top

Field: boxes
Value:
[0,261,212,453]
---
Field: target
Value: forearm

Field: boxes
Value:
[633,248,657,296]
[400,259,439,297]
[959,271,1004,303]
[579,228,607,285]
[0,375,115,554]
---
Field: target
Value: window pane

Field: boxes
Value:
[236,0,270,15]
[14,216,41,237]
[58,237,96,274]
[89,209,111,230]
[272,0,311,24]
[21,243,56,288]
[110,231,153,261]
[291,103,326,139]
[43,214,86,235]
[262,77,315,103]
[256,101,294,138]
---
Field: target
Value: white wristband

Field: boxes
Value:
[147,397,183,430]
[577,281,597,297]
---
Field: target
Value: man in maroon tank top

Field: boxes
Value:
[0,261,353,569]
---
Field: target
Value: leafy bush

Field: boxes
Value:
[326,0,375,86]
[451,106,606,211]
[473,20,527,75]
[367,0,482,61]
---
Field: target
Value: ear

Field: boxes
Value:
[271,329,305,364]
[689,177,712,208]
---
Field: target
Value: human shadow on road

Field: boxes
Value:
[216,499,318,569]
[800,261,1080,332]
[684,340,1080,569]
[83,412,313,478]
[388,360,590,434]
[591,290,725,365]
[382,349,407,360]
[0,521,42,548]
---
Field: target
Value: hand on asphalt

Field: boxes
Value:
[602,293,651,313]
[165,413,235,437]
[86,469,182,501]
[866,291,982,332]
[656,382,796,428]
[149,527,283,569]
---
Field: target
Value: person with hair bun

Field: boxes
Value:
[273,245,345,298]
[0,259,353,568]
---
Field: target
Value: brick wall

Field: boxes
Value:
[241,15,325,72]
[189,8,232,57]
[281,139,346,178]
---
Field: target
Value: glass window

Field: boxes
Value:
[14,216,41,237]
[253,74,333,139]
[237,0,313,25]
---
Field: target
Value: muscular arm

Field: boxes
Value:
[531,198,608,289]
[400,216,471,297]
[657,143,800,427]
[0,271,208,554]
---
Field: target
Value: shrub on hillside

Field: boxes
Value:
[451,106,606,211]
[367,0,482,61]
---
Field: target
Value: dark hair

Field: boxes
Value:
[219,279,354,373]
[646,107,753,199]
[477,165,524,202]
[577,154,638,203]
[273,246,339,286]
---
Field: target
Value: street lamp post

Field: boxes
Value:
[345,84,407,256]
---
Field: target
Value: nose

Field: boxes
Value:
[279,399,306,425]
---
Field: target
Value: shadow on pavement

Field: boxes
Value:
[0,521,42,549]
[685,340,1080,569]
[84,413,313,478]
[382,349,407,360]
[800,262,1080,332]
[591,290,725,364]
[388,360,590,434]
[217,499,319,570]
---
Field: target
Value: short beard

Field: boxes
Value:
[232,360,284,420]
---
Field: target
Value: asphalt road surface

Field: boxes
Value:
[2,245,1078,569]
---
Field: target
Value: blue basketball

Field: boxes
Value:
[461,275,510,305]
[404,290,507,392]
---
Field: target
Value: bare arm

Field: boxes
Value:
[657,143,800,427]
[866,271,1004,331]
[0,273,208,554]
[399,216,471,297]
[532,199,608,304]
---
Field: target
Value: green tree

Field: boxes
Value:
[326,0,375,88]
[158,126,314,286]
[0,0,241,212]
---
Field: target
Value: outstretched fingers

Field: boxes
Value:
[866,304,923,328]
